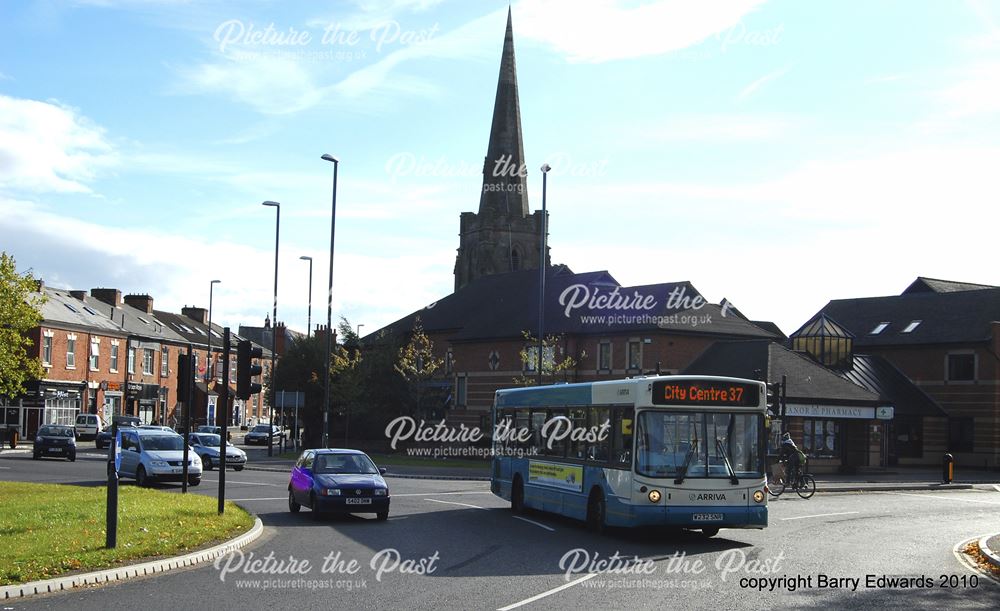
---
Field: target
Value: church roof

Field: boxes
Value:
[375,267,777,343]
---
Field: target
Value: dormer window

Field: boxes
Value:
[902,320,921,333]
[870,322,889,335]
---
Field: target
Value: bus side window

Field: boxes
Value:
[588,407,610,463]
[542,408,567,458]
[529,410,546,456]
[613,408,634,465]
[568,408,586,459]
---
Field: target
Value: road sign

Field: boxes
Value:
[114,429,122,472]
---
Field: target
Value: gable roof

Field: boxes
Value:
[902,277,997,295]
[840,354,947,417]
[374,267,776,343]
[37,287,126,336]
[819,287,1000,346]
[683,340,883,405]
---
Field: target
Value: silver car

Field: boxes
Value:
[118,428,202,487]
[188,433,247,471]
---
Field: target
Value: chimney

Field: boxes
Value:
[91,288,122,307]
[69,290,87,300]
[124,294,154,314]
[275,321,287,355]
[314,324,338,347]
[36,279,45,292]
[182,306,208,325]
[264,314,271,329]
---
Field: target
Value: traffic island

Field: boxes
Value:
[0,482,259,599]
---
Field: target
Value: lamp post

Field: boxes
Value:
[321,154,339,448]
[262,201,280,456]
[299,256,313,338]
[537,163,551,386]
[207,279,220,424]
[356,323,364,341]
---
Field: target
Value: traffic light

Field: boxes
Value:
[236,340,263,400]
[177,353,192,400]
[765,381,781,411]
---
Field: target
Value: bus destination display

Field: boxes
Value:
[651,380,760,407]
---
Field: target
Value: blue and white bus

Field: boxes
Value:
[490,375,768,536]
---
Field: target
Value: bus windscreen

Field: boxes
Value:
[650,380,760,407]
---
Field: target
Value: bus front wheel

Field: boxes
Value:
[586,490,606,534]
[511,477,524,514]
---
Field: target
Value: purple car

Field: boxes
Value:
[288,449,390,520]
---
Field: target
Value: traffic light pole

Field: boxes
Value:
[219,328,231,515]
[179,348,193,493]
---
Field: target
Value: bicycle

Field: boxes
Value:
[767,459,816,499]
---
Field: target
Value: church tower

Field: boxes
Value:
[454,8,548,291]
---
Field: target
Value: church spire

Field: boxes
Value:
[478,7,529,217]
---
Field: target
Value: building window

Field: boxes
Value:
[161,347,169,377]
[456,376,467,407]
[627,340,641,370]
[894,416,923,458]
[901,320,921,333]
[446,349,453,375]
[89,337,100,371]
[948,418,974,452]
[946,353,976,382]
[42,332,53,366]
[598,341,612,371]
[66,335,76,369]
[230,357,236,383]
[511,247,520,271]
[142,348,154,375]
[869,322,889,335]
[128,346,136,373]
[110,341,119,372]
[803,419,838,458]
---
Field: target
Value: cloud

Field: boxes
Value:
[515,0,768,63]
[0,95,116,193]
[625,113,796,143]
[934,61,1000,117]
[736,66,789,101]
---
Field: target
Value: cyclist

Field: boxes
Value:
[779,432,804,485]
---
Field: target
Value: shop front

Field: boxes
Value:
[3,380,85,439]
[126,382,161,424]
[781,404,893,474]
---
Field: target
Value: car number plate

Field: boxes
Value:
[693,513,723,521]
[172,467,182,473]
[345,498,371,505]
[47,448,63,453]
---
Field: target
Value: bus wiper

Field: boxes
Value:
[674,444,697,485]
[716,438,739,485]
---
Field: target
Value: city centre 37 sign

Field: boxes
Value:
[651,380,760,407]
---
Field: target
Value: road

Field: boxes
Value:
[2,448,998,610]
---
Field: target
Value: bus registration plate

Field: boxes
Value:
[693,513,723,521]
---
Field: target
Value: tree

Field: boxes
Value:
[0,253,45,400]
[394,317,445,419]
[514,330,580,386]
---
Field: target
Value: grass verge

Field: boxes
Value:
[0,482,254,586]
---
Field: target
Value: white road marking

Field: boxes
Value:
[951,537,1000,585]
[879,491,1000,505]
[0,466,9,470]
[393,490,492,497]
[200,479,281,487]
[228,497,287,501]
[781,511,860,521]
[512,516,555,532]
[424,498,485,510]
[497,573,599,611]
[993,485,1000,493]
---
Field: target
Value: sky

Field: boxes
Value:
[2,0,1000,338]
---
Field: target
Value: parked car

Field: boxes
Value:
[188,433,246,471]
[288,449,390,520]
[96,416,141,449]
[33,425,77,461]
[244,424,285,445]
[195,425,232,442]
[74,413,102,441]
[117,428,202,487]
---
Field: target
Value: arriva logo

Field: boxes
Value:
[689,493,727,501]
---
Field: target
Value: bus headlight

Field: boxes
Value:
[753,490,765,503]
[648,490,662,503]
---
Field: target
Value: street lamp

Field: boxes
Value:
[321,153,339,448]
[262,201,280,456]
[299,256,313,338]
[537,163,551,386]
[356,323,364,341]
[207,279,221,424]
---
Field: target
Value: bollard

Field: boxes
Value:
[942,453,954,484]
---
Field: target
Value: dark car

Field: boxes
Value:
[96,416,141,449]
[195,425,232,442]
[244,424,284,445]
[288,449,390,520]
[33,425,77,461]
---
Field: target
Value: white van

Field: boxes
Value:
[74,413,102,441]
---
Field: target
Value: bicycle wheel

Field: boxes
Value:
[769,475,785,497]
[796,474,816,499]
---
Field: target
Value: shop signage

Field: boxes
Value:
[876,406,894,420]
[785,404,875,419]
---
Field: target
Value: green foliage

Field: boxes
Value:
[394,317,445,417]
[0,252,45,399]
[0,482,252,586]
[514,330,579,386]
